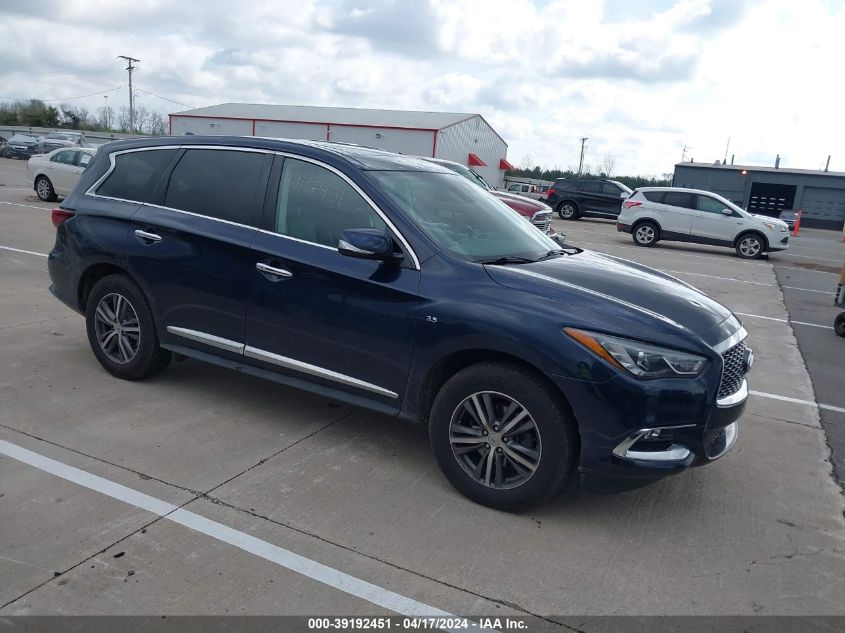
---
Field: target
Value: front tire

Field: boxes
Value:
[736,233,765,259]
[557,201,580,220]
[35,176,57,202]
[429,362,578,511]
[632,221,659,247]
[85,274,171,380]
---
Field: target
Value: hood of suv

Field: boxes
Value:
[485,250,738,348]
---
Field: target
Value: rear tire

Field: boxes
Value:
[835,313,845,337]
[632,221,659,247]
[85,274,171,380]
[557,201,580,220]
[735,233,765,259]
[429,362,578,511]
[35,176,57,202]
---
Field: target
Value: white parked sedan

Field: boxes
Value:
[28,147,97,202]
[617,187,790,259]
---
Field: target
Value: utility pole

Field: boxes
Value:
[118,55,140,133]
[578,137,588,176]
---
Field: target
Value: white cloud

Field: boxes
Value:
[1,0,843,175]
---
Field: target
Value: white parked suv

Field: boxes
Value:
[617,187,790,259]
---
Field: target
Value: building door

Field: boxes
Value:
[800,187,845,229]
[747,183,796,218]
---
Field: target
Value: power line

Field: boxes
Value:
[0,85,126,103]
[134,88,190,109]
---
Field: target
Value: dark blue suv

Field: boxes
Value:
[48,137,750,510]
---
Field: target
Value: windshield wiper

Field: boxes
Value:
[476,256,537,265]
[536,247,581,260]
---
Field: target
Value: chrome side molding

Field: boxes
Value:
[166,326,245,354]
[244,346,398,399]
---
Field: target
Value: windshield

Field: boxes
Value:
[467,168,494,191]
[370,170,558,262]
[47,134,74,141]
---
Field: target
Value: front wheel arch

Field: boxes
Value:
[733,230,769,250]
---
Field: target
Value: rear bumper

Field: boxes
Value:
[616,221,632,234]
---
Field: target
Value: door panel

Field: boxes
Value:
[657,192,695,237]
[128,206,258,348]
[50,150,78,192]
[690,194,739,244]
[577,182,603,212]
[246,235,420,400]
[245,156,420,401]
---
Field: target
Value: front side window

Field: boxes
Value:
[274,158,386,248]
[370,170,556,262]
[164,149,267,225]
[96,149,178,203]
[696,195,727,214]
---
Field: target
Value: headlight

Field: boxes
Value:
[763,222,786,232]
[564,328,707,378]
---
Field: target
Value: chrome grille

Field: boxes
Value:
[718,340,748,399]
[531,211,552,232]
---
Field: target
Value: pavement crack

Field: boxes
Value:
[190,491,561,625]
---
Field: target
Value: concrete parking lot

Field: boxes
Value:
[1,156,844,623]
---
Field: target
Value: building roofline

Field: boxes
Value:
[675,161,845,178]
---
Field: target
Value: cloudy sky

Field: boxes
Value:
[1,0,843,176]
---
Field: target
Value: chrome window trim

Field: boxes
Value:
[167,326,245,354]
[716,378,748,407]
[85,144,421,270]
[244,345,398,399]
[712,326,747,354]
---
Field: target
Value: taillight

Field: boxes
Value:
[622,201,641,208]
[546,188,556,198]
[51,208,75,227]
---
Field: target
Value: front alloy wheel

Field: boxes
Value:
[737,235,764,259]
[449,392,542,490]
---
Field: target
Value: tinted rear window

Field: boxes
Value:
[579,181,602,193]
[643,191,666,203]
[163,149,267,225]
[96,149,177,203]
[662,192,695,209]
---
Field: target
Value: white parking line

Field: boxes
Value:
[0,438,458,620]
[750,391,845,415]
[0,200,50,211]
[0,245,48,258]
[735,312,830,329]
[665,269,831,294]
[773,265,838,276]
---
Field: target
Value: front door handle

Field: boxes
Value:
[134,229,162,243]
[256,262,293,279]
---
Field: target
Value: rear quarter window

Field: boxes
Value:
[96,149,178,203]
[643,191,666,203]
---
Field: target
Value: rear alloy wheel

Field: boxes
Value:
[736,234,764,259]
[429,362,578,511]
[633,221,658,247]
[35,176,57,202]
[557,202,579,220]
[85,274,171,380]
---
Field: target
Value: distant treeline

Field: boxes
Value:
[0,99,166,135]
[506,166,672,189]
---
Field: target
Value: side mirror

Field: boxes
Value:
[338,228,402,262]
[721,208,733,216]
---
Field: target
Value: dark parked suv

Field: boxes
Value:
[546,178,632,220]
[48,137,750,510]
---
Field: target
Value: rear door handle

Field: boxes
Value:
[134,229,162,243]
[256,262,293,279]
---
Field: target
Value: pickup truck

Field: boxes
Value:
[505,182,548,200]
